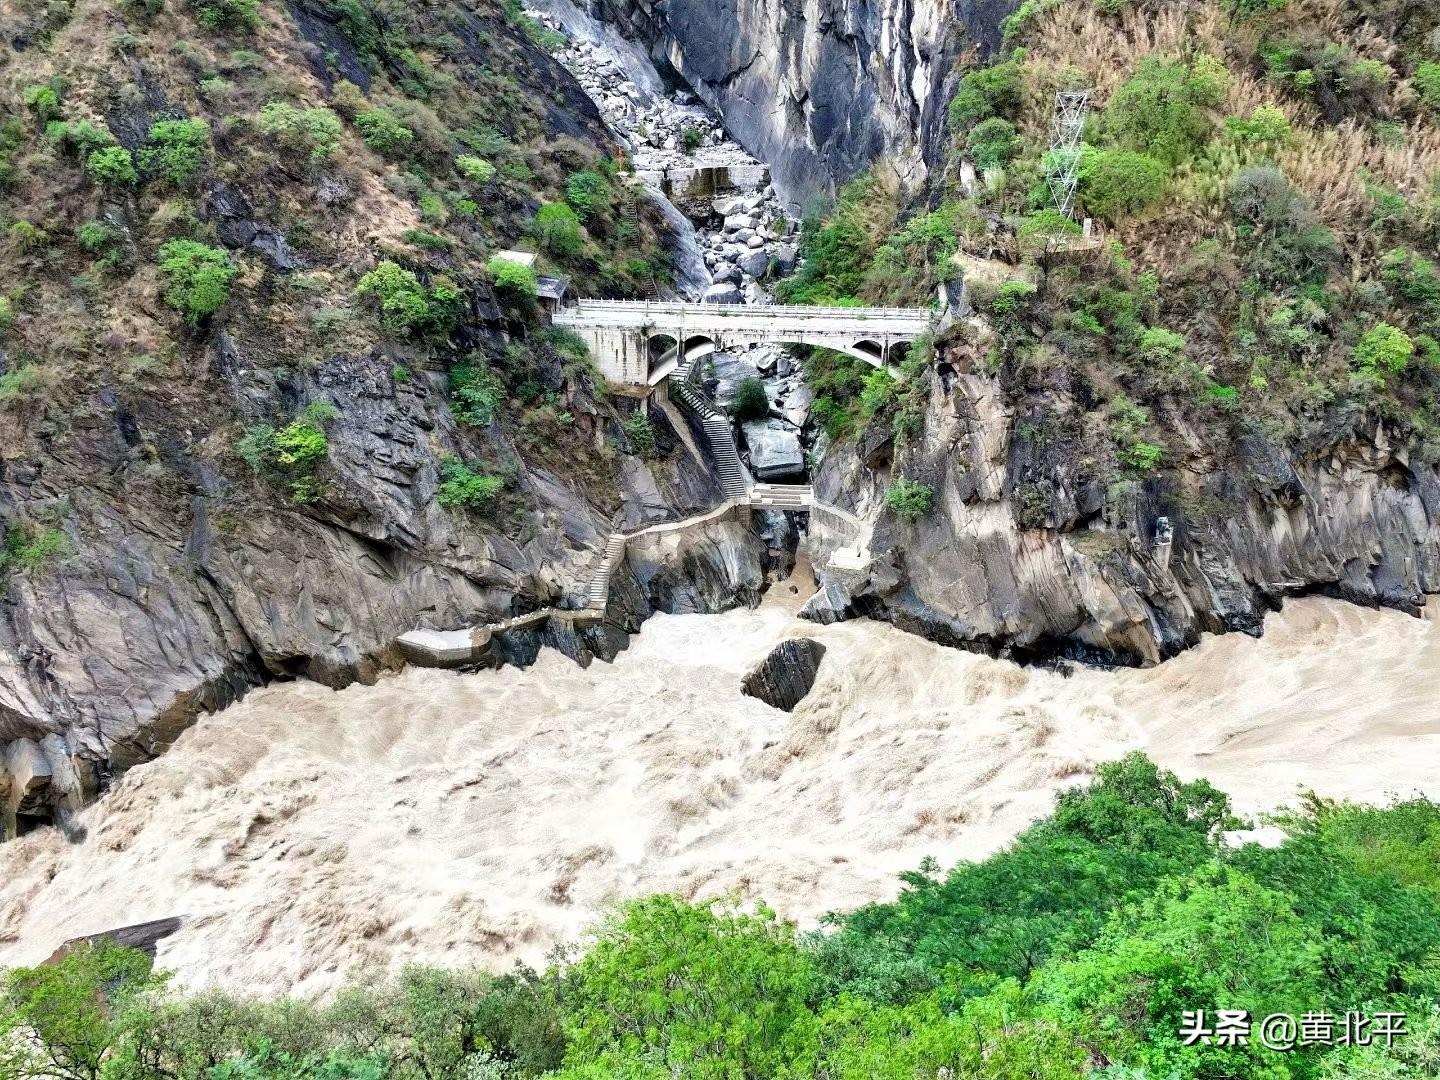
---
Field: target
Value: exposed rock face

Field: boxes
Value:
[741,637,826,711]
[596,0,1019,205]
[803,367,1440,665]
[743,419,806,480]
[0,343,741,832]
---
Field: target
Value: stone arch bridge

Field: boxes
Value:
[552,299,933,388]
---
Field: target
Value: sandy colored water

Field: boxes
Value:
[2,596,1437,994]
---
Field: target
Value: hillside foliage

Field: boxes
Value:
[785,0,1440,483]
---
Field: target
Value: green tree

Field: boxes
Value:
[535,203,583,257]
[487,255,537,302]
[1,942,164,1080]
[827,755,1231,1002]
[1099,56,1227,166]
[732,376,770,421]
[948,58,1023,131]
[563,169,608,221]
[449,363,505,427]
[355,261,458,338]
[964,117,1020,170]
[1078,148,1167,221]
[563,895,819,1079]
[1040,866,1328,1079]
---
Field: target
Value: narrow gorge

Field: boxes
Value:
[3,0,1440,1068]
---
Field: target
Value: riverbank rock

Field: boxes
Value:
[742,420,804,480]
[741,638,826,711]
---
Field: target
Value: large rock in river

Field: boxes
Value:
[741,638,826,711]
[742,419,804,480]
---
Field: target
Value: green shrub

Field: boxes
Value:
[487,255,537,300]
[257,103,343,163]
[534,202,583,257]
[622,412,656,456]
[988,279,1038,341]
[0,525,72,574]
[682,126,704,154]
[8,221,46,253]
[76,220,128,271]
[455,154,495,184]
[0,364,58,404]
[192,0,259,30]
[859,369,898,417]
[1419,63,1440,112]
[158,239,237,320]
[1138,326,1186,362]
[948,58,1023,131]
[1078,147,1167,221]
[1121,439,1166,470]
[1228,166,1337,286]
[0,297,11,333]
[449,363,505,426]
[139,118,210,185]
[1099,55,1227,166]
[1380,248,1440,319]
[563,169,608,221]
[0,119,24,191]
[731,376,770,421]
[436,456,504,510]
[354,260,442,337]
[886,478,935,519]
[273,415,329,468]
[21,84,61,124]
[1352,323,1414,386]
[354,108,413,156]
[84,146,137,186]
[235,402,336,501]
[964,117,1020,170]
[47,118,115,159]
[1225,104,1291,144]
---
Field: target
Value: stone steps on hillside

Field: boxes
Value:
[586,533,628,609]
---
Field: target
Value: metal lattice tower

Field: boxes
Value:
[1047,90,1090,218]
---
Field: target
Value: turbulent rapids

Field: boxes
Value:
[3,597,1438,993]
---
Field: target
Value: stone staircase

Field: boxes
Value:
[669,367,750,500]
[749,483,812,510]
[587,533,628,609]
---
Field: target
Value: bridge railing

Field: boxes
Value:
[557,298,935,319]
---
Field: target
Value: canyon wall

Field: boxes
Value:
[594,0,1019,208]
[803,359,1440,664]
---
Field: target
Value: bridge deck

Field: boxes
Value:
[554,298,932,336]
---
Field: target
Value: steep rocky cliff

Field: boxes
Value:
[802,349,1439,666]
[0,0,770,835]
[594,0,1017,207]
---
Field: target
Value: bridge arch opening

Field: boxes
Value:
[647,333,679,378]
[852,339,886,365]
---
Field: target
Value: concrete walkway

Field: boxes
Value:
[398,349,876,668]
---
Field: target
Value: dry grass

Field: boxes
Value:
[1025,0,1226,109]
[1014,0,1440,280]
